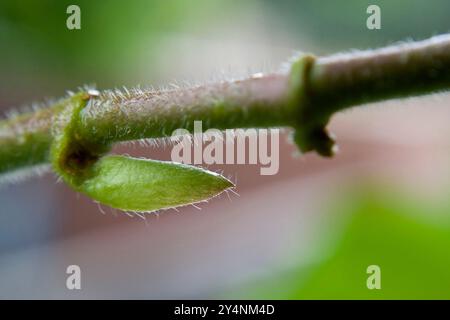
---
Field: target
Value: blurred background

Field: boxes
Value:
[1,0,450,299]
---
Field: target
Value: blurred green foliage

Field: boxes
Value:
[1,0,449,103]
[231,186,450,299]
[2,0,449,86]
[266,0,450,51]
[0,0,226,90]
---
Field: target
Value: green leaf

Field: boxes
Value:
[76,155,234,212]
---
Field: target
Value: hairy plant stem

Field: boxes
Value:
[1,34,450,176]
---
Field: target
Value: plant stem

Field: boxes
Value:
[310,33,450,116]
[80,73,296,145]
[1,34,450,176]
